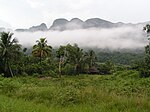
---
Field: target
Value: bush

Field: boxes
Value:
[139,68,150,77]
[22,60,58,77]
[139,55,150,77]
[98,61,115,75]
[62,64,75,75]
[25,63,41,75]
[45,70,57,77]
[0,73,4,77]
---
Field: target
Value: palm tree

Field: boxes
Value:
[32,38,52,62]
[143,24,150,54]
[66,44,85,75]
[143,24,150,33]
[86,50,97,68]
[0,32,21,77]
[56,46,66,78]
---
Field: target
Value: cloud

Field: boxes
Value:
[13,26,147,50]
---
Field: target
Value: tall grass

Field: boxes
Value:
[0,70,150,111]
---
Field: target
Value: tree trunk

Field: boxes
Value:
[58,59,61,78]
[74,64,79,75]
[149,39,150,51]
[39,51,43,74]
[4,62,13,77]
[8,64,13,77]
[90,59,93,68]
[3,59,9,77]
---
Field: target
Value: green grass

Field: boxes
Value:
[0,70,150,112]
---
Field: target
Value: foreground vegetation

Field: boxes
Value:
[0,70,150,112]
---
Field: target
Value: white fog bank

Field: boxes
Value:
[14,26,148,50]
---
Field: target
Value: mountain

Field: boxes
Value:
[15,23,48,32]
[83,18,114,28]
[29,23,48,31]
[49,18,115,31]
[49,19,69,31]
[15,18,150,32]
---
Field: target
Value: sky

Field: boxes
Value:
[0,0,150,29]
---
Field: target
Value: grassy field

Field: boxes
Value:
[0,70,150,112]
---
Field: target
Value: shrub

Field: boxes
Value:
[98,61,115,75]
[62,64,75,75]
[139,55,150,77]
[45,70,57,77]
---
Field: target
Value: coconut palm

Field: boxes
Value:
[0,32,21,77]
[143,24,150,33]
[32,38,52,62]
[86,50,97,68]
[65,44,85,75]
[143,24,150,54]
[56,45,66,78]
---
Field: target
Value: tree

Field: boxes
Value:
[0,32,21,77]
[145,45,150,54]
[84,50,99,74]
[32,38,52,75]
[138,25,150,77]
[143,24,150,33]
[143,24,150,54]
[85,50,97,68]
[32,38,52,62]
[56,45,66,78]
[65,44,85,75]
[98,60,114,75]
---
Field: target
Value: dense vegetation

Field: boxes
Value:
[0,32,147,78]
[0,24,150,111]
[0,32,116,77]
[0,70,150,112]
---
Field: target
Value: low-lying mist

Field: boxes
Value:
[14,26,147,50]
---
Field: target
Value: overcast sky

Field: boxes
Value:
[0,0,150,29]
